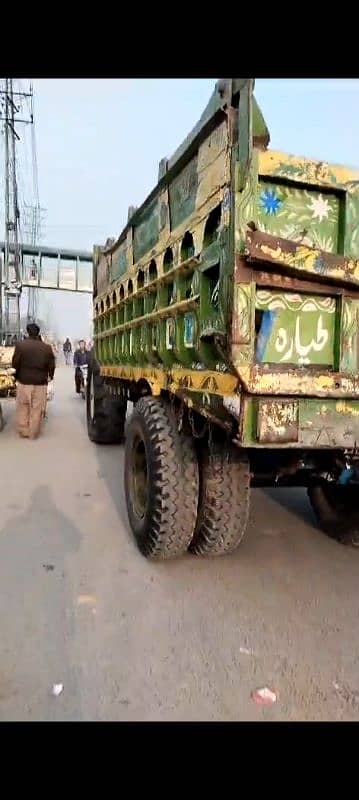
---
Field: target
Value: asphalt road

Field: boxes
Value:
[0,366,359,721]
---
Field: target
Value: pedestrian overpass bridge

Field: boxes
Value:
[0,242,93,294]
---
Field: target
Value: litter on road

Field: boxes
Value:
[77,594,96,606]
[52,684,64,697]
[251,687,277,705]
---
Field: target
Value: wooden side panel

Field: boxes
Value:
[133,198,160,263]
[169,156,198,231]
[111,239,128,281]
[196,120,229,209]
[96,256,110,297]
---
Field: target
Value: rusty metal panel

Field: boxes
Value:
[257,399,299,443]
[237,362,359,398]
[246,229,359,289]
[300,399,359,448]
[242,397,359,449]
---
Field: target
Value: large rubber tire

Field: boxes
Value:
[124,396,199,560]
[308,483,359,547]
[189,443,250,556]
[86,359,127,444]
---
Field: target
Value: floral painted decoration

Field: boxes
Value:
[307,194,330,223]
[260,189,282,216]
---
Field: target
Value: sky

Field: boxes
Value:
[4,78,359,341]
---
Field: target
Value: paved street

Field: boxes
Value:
[0,366,359,721]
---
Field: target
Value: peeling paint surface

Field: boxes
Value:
[258,150,359,190]
[223,394,241,418]
[246,230,359,289]
[243,397,359,449]
[257,400,299,443]
[237,364,359,399]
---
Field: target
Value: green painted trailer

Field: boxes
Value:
[88,78,359,558]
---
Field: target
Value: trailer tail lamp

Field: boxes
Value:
[257,399,299,444]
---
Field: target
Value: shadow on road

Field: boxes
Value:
[0,485,82,720]
[94,441,130,529]
[262,486,317,528]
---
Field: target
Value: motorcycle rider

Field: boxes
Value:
[73,339,89,395]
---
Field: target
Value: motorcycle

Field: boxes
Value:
[80,364,88,399]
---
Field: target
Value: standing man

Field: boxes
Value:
[12,323,55,440]
[73,339,89,394]
[63,337,72,365]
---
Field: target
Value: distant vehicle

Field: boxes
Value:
[0,346,16,433]
[0,346,16,398]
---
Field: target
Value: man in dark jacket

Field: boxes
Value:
[12,323,55,439]
[63,337,72,365]
[73,339,89,394]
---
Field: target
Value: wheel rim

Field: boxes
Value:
[90,373,95,420]
[131,435,148,519]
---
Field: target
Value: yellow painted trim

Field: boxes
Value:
[100,361,359,401]
[259,149,359,189]
[101,366,165,396]
[169,367,238,395]
[100,364,239,398]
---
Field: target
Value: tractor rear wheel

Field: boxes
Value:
[124,396,199,559]
[189,442,250,556]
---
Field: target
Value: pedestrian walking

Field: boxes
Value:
[12,323,55,440]
[73,339,89,395]
[63,337,72,365]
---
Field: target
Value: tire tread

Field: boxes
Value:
[190,444,250,556]
[125,396,199,559]
[87,358,126,444]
